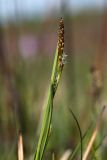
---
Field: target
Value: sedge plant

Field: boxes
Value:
[34,18,66,160]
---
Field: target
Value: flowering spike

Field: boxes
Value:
[58,17,64,68]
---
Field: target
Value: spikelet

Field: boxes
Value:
[52,18,65,95]
[58,17,64,68]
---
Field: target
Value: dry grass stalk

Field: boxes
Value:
[83,125,98,160]
[18,132,24,160]
[83,106,105,160]
[60,149,71,160]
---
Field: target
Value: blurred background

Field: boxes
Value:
[0,0,107,159]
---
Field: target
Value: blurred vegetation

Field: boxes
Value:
[0,10,107,159]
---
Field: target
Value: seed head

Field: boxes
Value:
[58,17,64,68]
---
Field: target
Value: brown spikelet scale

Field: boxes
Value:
[58,17,64,68]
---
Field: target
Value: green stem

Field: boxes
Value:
[34,45,63,160]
